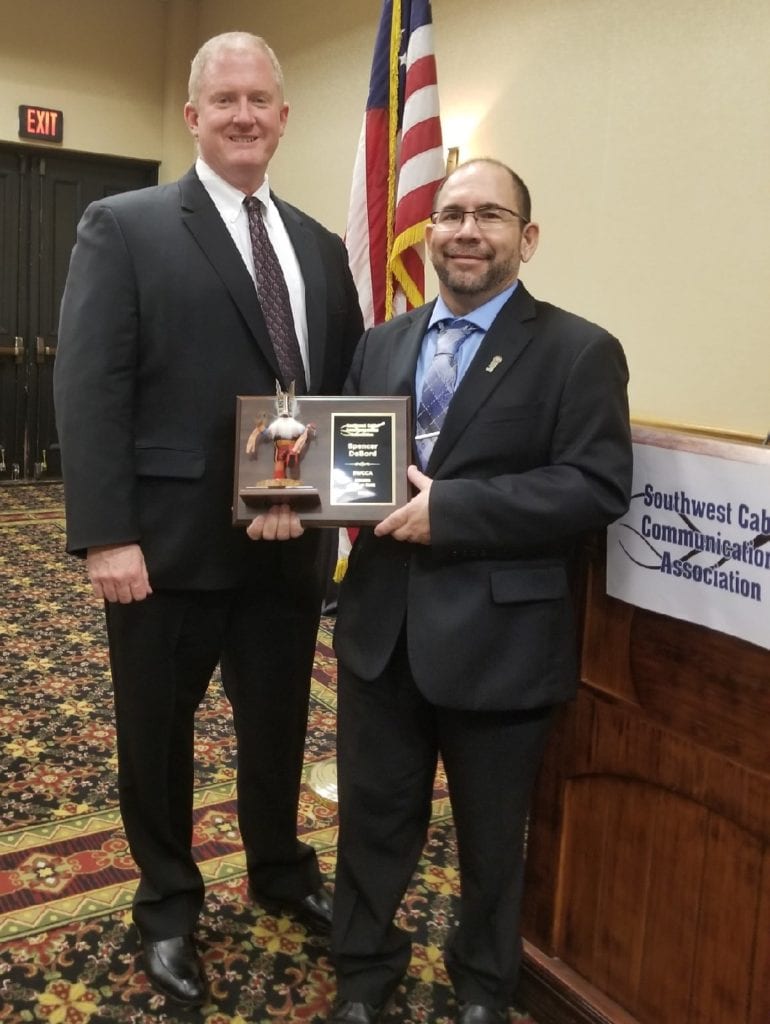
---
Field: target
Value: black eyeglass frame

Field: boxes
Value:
[428,206,529,227]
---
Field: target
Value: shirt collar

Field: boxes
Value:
[428,281,519,333]
[195,157,272,222]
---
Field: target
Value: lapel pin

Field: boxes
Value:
[485,356,503,373]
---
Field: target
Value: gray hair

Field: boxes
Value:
[188,32,284,104]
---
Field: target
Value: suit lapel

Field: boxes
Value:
[273,196,327,393]
[178,169,281,380]
[378,304,435,466]
[388,305,434,396]
[428,284,537,473]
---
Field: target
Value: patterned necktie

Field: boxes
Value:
[244,196,305,392]
[415,320,473,469]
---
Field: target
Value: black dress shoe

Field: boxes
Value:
[252,884,333,934]
[141,935,206,1007]
[329,999,382,1023]
[457,1003,507,1024]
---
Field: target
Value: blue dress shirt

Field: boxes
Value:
[414,282,518,401]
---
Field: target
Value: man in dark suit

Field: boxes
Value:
[53,31,362,1009]
[326,158,633,1024]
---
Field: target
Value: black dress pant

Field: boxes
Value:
[332,631,553,1008]
[105,560,323,939]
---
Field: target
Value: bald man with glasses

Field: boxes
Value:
[325,158,633,1024]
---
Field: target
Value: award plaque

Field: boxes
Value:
[233,390,412,527]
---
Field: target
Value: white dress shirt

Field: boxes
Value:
[195,157,309,387]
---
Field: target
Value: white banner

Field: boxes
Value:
[606,430,770,650]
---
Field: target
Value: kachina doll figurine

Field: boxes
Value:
[246,382,316,487]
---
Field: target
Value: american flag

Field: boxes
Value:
[346,0,445,327]
[334,0,445,583]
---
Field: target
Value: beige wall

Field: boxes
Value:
[2,0,768,436]
[1,0,170,160]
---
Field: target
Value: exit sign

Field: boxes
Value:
[18,105,63,143]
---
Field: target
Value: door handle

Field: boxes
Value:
[0,337,25,363]
[36,337,56,363]
[34,448,48,478]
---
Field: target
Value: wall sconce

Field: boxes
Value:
[446,146,460,173]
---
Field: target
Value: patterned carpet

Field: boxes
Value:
[0,484,537,1024]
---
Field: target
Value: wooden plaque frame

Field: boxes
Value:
[233,394,412,527]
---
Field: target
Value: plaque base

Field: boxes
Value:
[240,484,320,509]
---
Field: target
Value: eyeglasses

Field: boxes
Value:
[429,206,527,230]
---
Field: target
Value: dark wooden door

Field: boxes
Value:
[0,144,157,482]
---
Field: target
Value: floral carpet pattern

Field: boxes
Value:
[0,485,537,1024]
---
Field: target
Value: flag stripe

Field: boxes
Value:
[400,121,443,178]
[403,54,438,102]
[397,136,445,197]
[365,110,390,325]
[394,177,441,236]
[402,84,441,140]
[405,24,435,61]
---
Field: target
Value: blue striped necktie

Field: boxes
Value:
[415,320,473,468]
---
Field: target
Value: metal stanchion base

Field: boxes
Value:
[306,755,338,803]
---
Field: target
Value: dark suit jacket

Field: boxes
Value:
[334,283,632,711]
[54,167,363,589]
